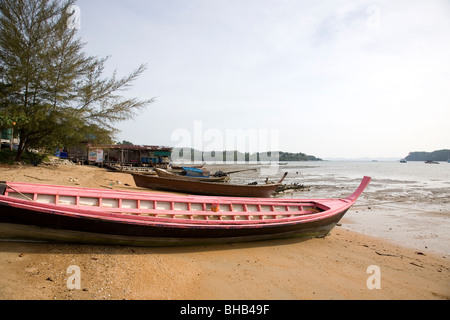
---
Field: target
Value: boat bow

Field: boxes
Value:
[346,176,372,202]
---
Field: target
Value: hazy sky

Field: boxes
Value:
[75,0,450,159]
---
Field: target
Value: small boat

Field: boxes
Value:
[425,160,439,164]
[400,159,407,163]
[153,167,230,183]
[170,163,205,170]
[0,177,371,246]
[106,165,156,174]
[131,172,288,198]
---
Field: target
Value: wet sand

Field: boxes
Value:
[0,162,449,300]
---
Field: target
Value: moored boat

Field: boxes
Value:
[131,172,287,198]
[0,177,371,246]
[106,165,156,174]
[170,163,205,170]
[153,167,230,182]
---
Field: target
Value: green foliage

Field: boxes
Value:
[0,149,15,164]
[279,152,322,161]
[0,0,153,161]
[116,140,134,146]
[172,148,322,162]
[0,148,47,165]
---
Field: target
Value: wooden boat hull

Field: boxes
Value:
[0,177,371,246]
[0,208,347,246]
[132,173,280,198]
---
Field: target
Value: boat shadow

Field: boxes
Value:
[0,236,318,255]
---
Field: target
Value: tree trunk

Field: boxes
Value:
[14,136,27,162]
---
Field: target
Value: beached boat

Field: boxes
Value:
[131,172,287,198]
[106,165,156,174]
[153,167,230,183]
[0,177,371,246]
[170,163,205,170]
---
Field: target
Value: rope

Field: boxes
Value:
[352,195,450,208]
[352,196,450,215]
[5,184,35,202]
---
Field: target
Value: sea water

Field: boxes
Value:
[277,161,450,255]
[209,161,450,255]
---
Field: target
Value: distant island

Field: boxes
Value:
[279,151,322,162]
[172,148,322,162]
[405,149,450,162]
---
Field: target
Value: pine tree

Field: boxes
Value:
[0,0,154,161]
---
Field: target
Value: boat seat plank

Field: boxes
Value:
[5,190,324,212]
[69,204,321,218]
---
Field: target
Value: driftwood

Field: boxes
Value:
[276,183,308,193]
[375,252,400,257]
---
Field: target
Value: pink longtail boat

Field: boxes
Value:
[0,177,371,246]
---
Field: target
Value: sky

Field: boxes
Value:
[75,0,450,159]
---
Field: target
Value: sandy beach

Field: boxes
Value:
[0,162,448,300]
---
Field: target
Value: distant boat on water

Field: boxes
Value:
[425,160,439,164]
[400,159,407,163]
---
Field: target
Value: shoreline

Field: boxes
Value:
[0,163,448,300]
[0,228,448,300]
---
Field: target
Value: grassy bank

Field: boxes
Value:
[0,149,48,165]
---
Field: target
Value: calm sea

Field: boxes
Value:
[209,161,450,255]
[279,161,450,255]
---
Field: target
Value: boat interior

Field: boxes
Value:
[1,182,327,222]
